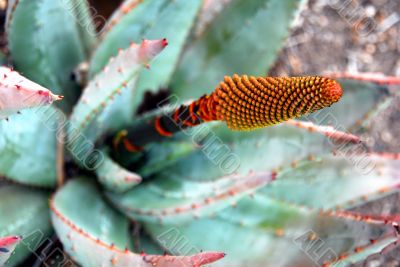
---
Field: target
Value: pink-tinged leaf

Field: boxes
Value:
[69,39,167,166]
[51,178,225,267]
[52,211,224,267]
[0,66,63,119]
[0,235,22,265]
[0,185,53,265]
[285,119,361,144]
[0,236,21,248]
[329,191,400,266]
[326,72,400,85]
[138,39,168,67]
[314,207,400,266]
[140,252,225,267]
[364,151,400,160]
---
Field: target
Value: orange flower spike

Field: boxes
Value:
[117,75,343,152]
[195,74,343,130]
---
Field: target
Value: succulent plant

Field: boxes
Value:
[1,0,399,266]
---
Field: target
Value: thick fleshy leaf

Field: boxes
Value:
[116,115,344,179]
[70,0,97,50]
[0,51,7,66]
[90,0,202,121]
[100,0,142,38]
[0,236,21,266]
[68,39,167,166]
[51,178,225,267]
[0,185,52,266]
[261,154,400,209]
[285,119,360,144]
[142,124,333,183]
[193,0,234,37]
[146,184,400,266]
[108,171,275,224]
[7,0,96,111]
[145,202,395,267]
[131,141,198,178]
[138,130,398,266]
[346,239,400,267]
[95,150,142,192]
[354,95,395,135]
[0,67,63,120]
[171,0,306,100]
[327,72,400,86]
[328,190,400,266]
[0,106,61,187]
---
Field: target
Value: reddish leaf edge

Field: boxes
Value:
[49,197,225,267]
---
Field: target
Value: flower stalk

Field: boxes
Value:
[113,75,343,152]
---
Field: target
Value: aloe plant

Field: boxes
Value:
[1,0,399,266]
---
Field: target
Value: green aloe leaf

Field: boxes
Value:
[129,140,198,178]
[0,107,61,187]
[193,0,234,38]
[7,0,96,112]
[51,178,225,267]
[145,202,394,267]
[261,154,400,209]
[141,124,333,183]
[90,0,202,122]
[333,190,400,266]
[95,150,142,193]
[108,171,275,224]
[0,51,7,65]
[68,39,167,167]
[99,0,142,38]
[342,238,400,266]
[0,185,52,266]
[171,0,306,100]
[354,94,395,135]
[137,125,397,266]
[144,186,399,266]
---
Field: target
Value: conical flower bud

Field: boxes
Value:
[213,75,342,130]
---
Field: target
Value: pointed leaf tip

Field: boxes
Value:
[51,92,64,101]
[0,236,22,247]
[0,66,62,119]
[144,251,225,267]
[139,39,168,65]
[51,179,225,267]
[190,251,226,266]
[0,235,22,265]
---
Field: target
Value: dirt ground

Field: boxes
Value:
[270,0,400,76]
